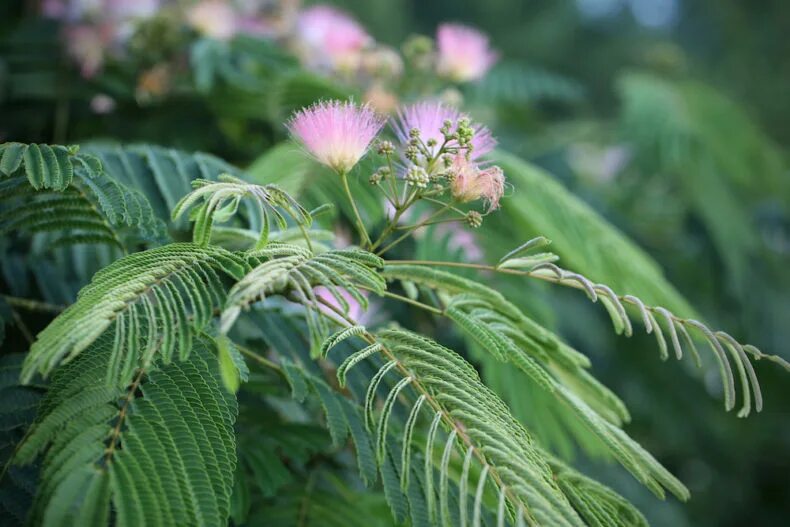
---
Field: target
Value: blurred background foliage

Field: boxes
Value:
[1,1,788,526]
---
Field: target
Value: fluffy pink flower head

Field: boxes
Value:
[296,5,372,72]
[436,23,498,82]
[187,0,238,41]
[393,101,496,161]
[287,100,386,174]
[450,154,505,211]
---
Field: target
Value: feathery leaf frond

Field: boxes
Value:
[21,243,249,384]
[221,244,384,353]
[172,174,310,248]
[16,338,238,527]
[0,144,167,250]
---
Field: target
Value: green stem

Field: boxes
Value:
[339,171,371,249]
[395,217,462,230]
[312,295,535,523]
[358,286,444,315]
[235,342,283,373]
[1,295,65,313]
[375,202,454,256]
[297,222,314,253]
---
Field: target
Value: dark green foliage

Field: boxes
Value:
[0,143,166,250]
[15,338,237,526]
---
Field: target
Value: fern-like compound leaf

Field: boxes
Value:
[15,338,238,527]
[21,243,249,384]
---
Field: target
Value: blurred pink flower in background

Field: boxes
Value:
[64,24,114,77]
[315,286,372,325]
[221,0,301,39]
[187,0,238,41]
[108,0,160,21]
[286,100,385,173]
[294,5,372,72]
[436,23,498,82]
[434,223,484,261]
[393,101,496,161]
[44,0,161,77]
[90,93,116,114]
[363,84,399,114]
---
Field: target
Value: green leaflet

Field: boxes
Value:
[0,143,74,191]
[21,243,250,384]
[220,244,384,354]
[486,149,697,317]
[15,338,238,527]
[0,145,167,251]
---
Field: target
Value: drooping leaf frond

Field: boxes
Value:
[385,256,787,418]
[21,243,249,384]
[15,337,238,527]
[220,243,384,353]
[322,325,656,527]
[488,150,697,317]
[81,143,244,227]
[172,174,310,248]
[0,143,166,250]
[520,259,788,417]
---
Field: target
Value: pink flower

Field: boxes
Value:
[90,93,116,114]
[435,223,484,262]
[393,101,496,161]
[450,154,505,211]
[295,5,372,72]
[286,100,385,174]
[187,0,238,41]
[436,23,498,82]
[41,0,68,18]
[65,24,115,78]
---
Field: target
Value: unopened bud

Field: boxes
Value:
[406,166,430,188]
[376,140,395,156]
[466,210,483,228]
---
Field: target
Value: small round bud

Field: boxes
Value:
[409,127,421,139]
[376,140,395,156]
[402,35,434,57]
[466,211,483,228]
[405,166,430,188]
[426,138,437,148]
[369,172,383,185]
[405,145,420,162]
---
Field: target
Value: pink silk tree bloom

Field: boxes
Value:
[295,5,372,72]
[187,0,238,41]
[436,23,498,82]
[450,154,505,211]
[286,100,386,174]
[393,101,496,160]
